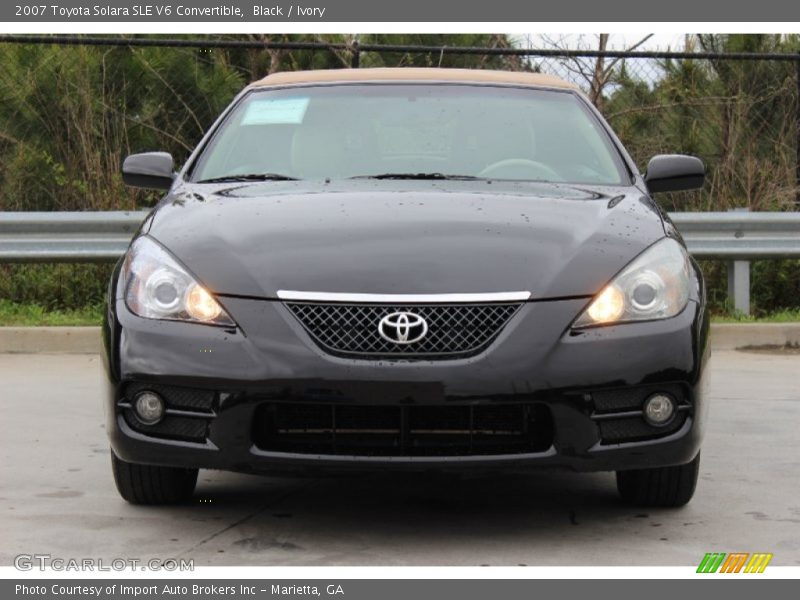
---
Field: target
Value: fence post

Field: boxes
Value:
[726,208,751,315]
[350,40,360,68]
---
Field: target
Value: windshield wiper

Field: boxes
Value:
[350,172,484,181]
[196,173,298,183]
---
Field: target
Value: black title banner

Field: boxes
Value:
[4,0,800,22]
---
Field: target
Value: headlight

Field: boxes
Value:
[573,238,690,328]
[122,236,235,327]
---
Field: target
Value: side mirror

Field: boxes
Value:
[644,154,705,193]
[122,152,175,190]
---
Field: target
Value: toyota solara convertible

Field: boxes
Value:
[104,68,710,507]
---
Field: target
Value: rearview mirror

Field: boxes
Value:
[644,154,705,194]
[122,152,175,190]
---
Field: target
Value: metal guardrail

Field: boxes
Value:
[1,211,799,313]
[669,212,800,259]
[2,210,799,262]
[0,211,142,263]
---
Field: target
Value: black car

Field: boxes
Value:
[104,68,709,507]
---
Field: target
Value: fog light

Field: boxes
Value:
[133,391,165,425]
[643,393,675,426]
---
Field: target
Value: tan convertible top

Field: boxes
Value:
[250,67,577,90]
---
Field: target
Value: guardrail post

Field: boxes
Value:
[726,208,751,315]
[727,260,751,315]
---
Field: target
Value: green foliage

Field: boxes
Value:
[604,34,800,212]
[0,263,112,309]
[699,259,800,316]
[0,36,249,211]
[0,299,103,326]
[711,308,800,323]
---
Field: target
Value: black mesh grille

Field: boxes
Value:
[592,384,686,414]
[123,382,215,412]
[122,409,208,442]
[253,403,553,456]
[598,413,688,444]
[285,302,521,358]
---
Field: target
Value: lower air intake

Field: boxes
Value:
[253,402,553,457]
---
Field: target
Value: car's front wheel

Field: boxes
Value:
[616,453,700,507]
[111,450,198,505]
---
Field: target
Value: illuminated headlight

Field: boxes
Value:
[122,236,234,327]
[573,238,691,328]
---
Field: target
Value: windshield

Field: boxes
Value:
[190,83,628,185]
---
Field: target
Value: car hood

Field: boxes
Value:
[146,180,666,300]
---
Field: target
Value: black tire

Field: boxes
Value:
[111,450,198,505]
[616,453,700,507]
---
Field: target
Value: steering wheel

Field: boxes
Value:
[477,159,563,181]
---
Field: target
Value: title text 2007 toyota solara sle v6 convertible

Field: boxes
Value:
[104,68,710,507]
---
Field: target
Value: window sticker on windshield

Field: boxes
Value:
[241,97,310,125]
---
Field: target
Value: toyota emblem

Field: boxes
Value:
[378,311,428,345]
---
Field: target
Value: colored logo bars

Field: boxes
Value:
[696,552,773,573]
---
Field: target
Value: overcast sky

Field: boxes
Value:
[511,34,690,89]
[519,33,688,51]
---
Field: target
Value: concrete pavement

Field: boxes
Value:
[1,350,798,566]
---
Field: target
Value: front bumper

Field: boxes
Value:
[104,293,709,475]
